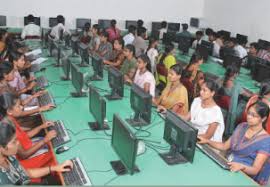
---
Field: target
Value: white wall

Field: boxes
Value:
[204,0,270,43]
[0,0,205,30]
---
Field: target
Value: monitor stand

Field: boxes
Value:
[159,144,188,165]
[88,121,110,131]
[70,91,87,97]
[90,74,103,81]
[104,91,122,100]
[110,160,140,176]
[60,76,70,81]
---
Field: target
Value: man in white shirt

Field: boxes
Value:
[192,31,203,49]
[234,42,248,59]
[21,15,41,39]
[158,21,167,40]
[123,25,136,45]
[50,15,71,41]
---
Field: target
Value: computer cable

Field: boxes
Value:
[86,168,113,174]
[55,96,72,107]
[103,174,120,186]
[69,137,111,150]
[66,128,90,136]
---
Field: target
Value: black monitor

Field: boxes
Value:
[78,42,89,66]
[76,18,91,30]
[159,110,198,165]
[70,63,86,97]
[126,84,152,126]
[219,47,237,60]
[151,22,162,31]
[24,16,40,26]
[105,66,124,100]
[167,23,180,32]
[88,85,109,131]
[0,16,6,26]
[71,36,80,56]
[90,54,103,81]
[125,20,137,30]
[61,57,71,80]
[49,17,58,27]
[258,39,270,50]
[223,55,242,71]
[111,114,139,175]
[162,32,176,45]
[178,36,192,54]
[236,34,248,45]
[196,45,209,61]
[201,40,214,55]
[251,58,270,82]
[98,19,111,30]
[190,18,199,28]
[151,30,160,40]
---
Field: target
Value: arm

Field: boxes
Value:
[26,121,54,138]
[199,122,219,140]
[198,136,231,151]
[143,82,150,94]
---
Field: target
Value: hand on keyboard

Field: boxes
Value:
[39,104,55,112]
[33,90,47,98]
[41,121,54,129]
[53,160,73,173]
[227,162,245,172]
[44,130,57,143]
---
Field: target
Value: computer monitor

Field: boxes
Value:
[70,63,86,97]
[71,36,79,56]
[125,20,137,30]
[105,66,124,100]
[151,30,160,40]
[61,57,71,80]
[78,42,89,66]
[24,16,40,26]
[98,19,111,30]
[159,110,198,165]
[201,40,214,55]
[126,84,152,126]
[196,45,209,61]
[251,58,270,82]
[49,17,58,27]
[223,55,242,71]
[162,32,176,45]
[219,47,237,60]
[88,85,108,131]
[236,33,248,45]
[258,39,270,50]
[190,18,199,28]
[151,22,162,31]
[76,18,91,30]
[90,54,103,81]
[178,36,192,54]
[0,16,6,26]
[167,23,180,32]
[111,114,139,175]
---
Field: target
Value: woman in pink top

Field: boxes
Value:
[106,19,120,43]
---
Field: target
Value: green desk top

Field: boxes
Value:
[35,51,256,185]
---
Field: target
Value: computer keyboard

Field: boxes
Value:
[47,120,70,148]
[36,75,49,88]
[62,157,92,186]
[158,112,166,119]
[196,143,230,170]
[38,92,55,107]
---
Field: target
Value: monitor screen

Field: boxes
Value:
[201,40,214,55]
[167,23,180,32]
[24,16,40,26]
[236,33,248,44]
[98,19,111,30]
[0,16,6,26]
[111,114,138,175]
[258,39,270,50]
[76,18,91,29]
[152,22,162,31]
[178,36,192,53]
[125,20,137,30]
[190,18,199,28]
[49,17,58,27]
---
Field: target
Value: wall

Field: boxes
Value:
[203,0,270,43]
[0,0,205,30]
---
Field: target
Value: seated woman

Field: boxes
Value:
[120,44,137,83]
[184,52,204,82]
[0,92,56,169]
[154,64,189,116]
[0,121,72,185]
[103,38,125,69]
[198,101,270,185]
[126,54,156,97]
[243,81,270,134]
[185,79,224,142]
[95,31,112,61]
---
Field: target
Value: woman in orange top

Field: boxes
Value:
[243,81,270,133]
[184,52,204,82]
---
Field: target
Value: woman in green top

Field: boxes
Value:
[156,43,176,89]
[0,121,73,185]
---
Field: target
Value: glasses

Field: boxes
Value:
[247,111,260,118]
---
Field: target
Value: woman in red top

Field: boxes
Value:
[106,19,120,42]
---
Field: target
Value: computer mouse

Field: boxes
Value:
[56,146,70,154]
[137,140,146,155]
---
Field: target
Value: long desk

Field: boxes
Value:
[36,50,256,185]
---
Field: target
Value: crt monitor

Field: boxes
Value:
[90,54,103,81]
[126,84,152,126]
[151,22,162,31]
[61,57,71,80]
[76,18,91,30]
[190,18,199,28]
[88,85,108,131]
[78,42,89,66]
[236,33,248,44]
[105,66,124,100]
[49,17,58,27]
[111,114,139,175]
[24,16,40,26]
[178,36,192,54]
[201,40,214,55]
[159,110,198,165]
[251,58,270,82]
[167,23,180,32]
[98,19,111,30]
[0,16,6,26]
[125,20,137,30]
[70,63,86,97]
